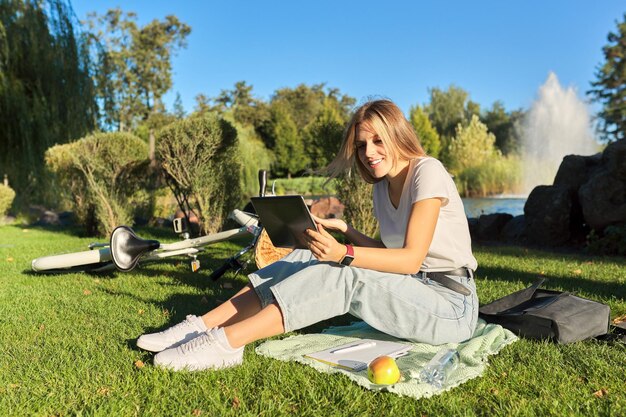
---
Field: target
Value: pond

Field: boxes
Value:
[461,197,526,219]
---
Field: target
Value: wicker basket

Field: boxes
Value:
[254,228,294,269]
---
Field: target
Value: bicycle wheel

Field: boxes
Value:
[31,247,113,273]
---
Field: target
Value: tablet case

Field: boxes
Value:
[250,195,317,249]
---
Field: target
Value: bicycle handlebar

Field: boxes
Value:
[208,169,267,280]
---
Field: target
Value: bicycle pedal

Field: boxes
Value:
[191,259,200,272]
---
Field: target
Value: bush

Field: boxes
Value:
[45,132,150,236]
[586,225,626,256]
[157,114,242,235]
[234,121,274,199]
[447,115,499,175]
[336,171,378,238]
[0,184,16,216]
[271,176,337,196]
[454,155,523,197]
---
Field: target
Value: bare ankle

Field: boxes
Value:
[223,327,245,349]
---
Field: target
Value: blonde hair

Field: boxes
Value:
[326,99,425,183]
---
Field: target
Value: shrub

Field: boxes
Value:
[157,114,242,235]
[271,176,337,196]
[586,225,626,256]
[455,155,523,197]
[447,115,499,175]
[409,105,441,158]
[303,102,345,171]
[0,184,16,216]
[235,121,274,199]
[45,132,150,236]
[335,171,378,238]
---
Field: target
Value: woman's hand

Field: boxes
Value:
[304,223,346,263]
[311,214,348,234]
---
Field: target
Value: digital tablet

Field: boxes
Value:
[250,195,317,249]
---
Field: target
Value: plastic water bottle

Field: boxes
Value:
[419,348,460,388]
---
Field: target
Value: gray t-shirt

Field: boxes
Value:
[372,157,478,272]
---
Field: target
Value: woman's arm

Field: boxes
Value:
[306,198,441,274]
[312,215,385,248]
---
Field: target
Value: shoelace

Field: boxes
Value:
[179,329,216,354]
[165,315,197,334]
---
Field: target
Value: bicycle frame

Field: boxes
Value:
[31,209,260,274]
[32,169,272,278]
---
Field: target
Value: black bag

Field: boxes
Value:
[479,279,610,344]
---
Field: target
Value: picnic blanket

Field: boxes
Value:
[255,319,517,399]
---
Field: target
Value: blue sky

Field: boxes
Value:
[70,1,624,116]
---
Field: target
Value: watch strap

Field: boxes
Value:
[340,244,354,266]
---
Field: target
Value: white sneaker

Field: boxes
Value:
[136,315,208,352]
[154,328,244,371]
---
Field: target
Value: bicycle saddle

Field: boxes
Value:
[110,226,160,272]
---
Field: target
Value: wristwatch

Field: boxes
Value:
[339,244,354,266]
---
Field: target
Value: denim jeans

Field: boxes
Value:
[248,249,479,345]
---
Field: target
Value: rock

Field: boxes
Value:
[601,139,626,180]
[39,210,60,225]
[501,215,527,241]
[152,217,173,228]
[515,140,625,246]
[467,217,479,239]
[133,216,150,227]
[310,197,344,219]
[28,204,47,220]
[524,185,573,245]
[475,213,513,241]
[553,153,602,192]
[579,169,626,230]
[57,211,75,227]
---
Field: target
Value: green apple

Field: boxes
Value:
[367,355,401,385]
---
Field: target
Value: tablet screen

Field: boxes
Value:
[250,195,317,249]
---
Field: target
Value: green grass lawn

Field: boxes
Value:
[1,225,624,416]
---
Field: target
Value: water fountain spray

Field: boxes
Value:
[521,72,599,195]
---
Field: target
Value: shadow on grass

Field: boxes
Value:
[474,242,625,264]
[476,264,626,299]
[23,223,190,241]
[23,224,95,239]
[111,286,358,354]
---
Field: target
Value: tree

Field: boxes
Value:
[156,114,242,235]
[272,84,326,130]
[0,0,96,204]
[482,101,523,155]
[267,104,308,177]
[212,81,270,128]
[588,13,626,142]
[425,85,471,140]
[303,99,346,170]
[45,132,150,236]
[253,84,354,176]
[193,93,212,114]
[447,115,499,175]
[424,85,479,165]
[270,83,354,129]
[84,8,190,131]
[409,105,441,158]
[326,87,357,121]
[172,92,186,119]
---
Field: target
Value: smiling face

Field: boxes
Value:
[356,122,407,179]
[325,100,425,184]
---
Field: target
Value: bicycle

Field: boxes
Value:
[31,170,276,281]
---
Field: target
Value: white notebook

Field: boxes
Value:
[303,338,412,371]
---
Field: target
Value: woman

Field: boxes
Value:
[137,99,478,371]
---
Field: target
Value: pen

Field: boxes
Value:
[331,341,376,354]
